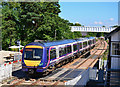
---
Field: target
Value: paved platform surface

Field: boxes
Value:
[41,68,84,81]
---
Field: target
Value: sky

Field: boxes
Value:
[59,2,118,27]
[59,0,120,2]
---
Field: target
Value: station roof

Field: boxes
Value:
[106,26,120,38]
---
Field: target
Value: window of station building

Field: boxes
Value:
[59,47,66,57]
[83,41,87,48]
[50,48,56,60]
[112,42,120,56]
[79,43,82,49]
[73,44,77,51]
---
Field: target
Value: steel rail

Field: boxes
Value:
[52,40,104,85]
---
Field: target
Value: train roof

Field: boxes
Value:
[26,37,95,48]
[89,37,95,39]
[27,39,76,47]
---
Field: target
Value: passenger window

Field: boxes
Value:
[59,47,66,57]
[47,49,49,60]
[88,40,91,45]
[50,48,56,60]
[83,41,87,48]
[92,40,94,44]
[73,44,77,51]
[79,43,82,49]
[67,45,72,53]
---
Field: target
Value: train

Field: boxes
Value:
[22,37,96,74]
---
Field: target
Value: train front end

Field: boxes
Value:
[22,44,47,74]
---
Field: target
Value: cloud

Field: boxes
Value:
[94,21,103,25]
[109,18,114,21]
[75,22,79,24]
[99,22,103,25]
[94,21,98,24]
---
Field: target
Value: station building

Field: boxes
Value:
[106,26,120,86]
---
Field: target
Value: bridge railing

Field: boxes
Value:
[70,26,115,33]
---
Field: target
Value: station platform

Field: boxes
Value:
[42,68,84,81]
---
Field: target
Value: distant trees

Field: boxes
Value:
[2,2,82,50]
[112,25,119,28]
[2,2,109,50]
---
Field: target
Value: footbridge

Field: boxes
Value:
[71,26,116,33]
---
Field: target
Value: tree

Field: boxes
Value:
[102,25,105,27]
[2,2,21,50]
[112,25,119,28]
[74,22,82,26]
[2,2,83,50]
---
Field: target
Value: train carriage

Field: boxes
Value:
[22,37,96,74]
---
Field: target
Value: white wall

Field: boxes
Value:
[111,31,120,41]
[65,68,90,86]
[0,64,12,83]
[110,30,120,69]
[111,57,120,69]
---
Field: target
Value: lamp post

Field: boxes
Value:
[55,29,56,40]
[17,40,20,52]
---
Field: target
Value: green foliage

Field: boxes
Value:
[2,2,82,50]
[87,32,104,37]
[2,2,21,50]
[74,23,81,26]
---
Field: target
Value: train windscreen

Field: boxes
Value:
[24,48,43,60]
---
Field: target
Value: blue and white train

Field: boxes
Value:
[22,37,96,74]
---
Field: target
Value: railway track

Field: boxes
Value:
[79,40,106,69]
[52,40,106,85]
[3,40,107,86]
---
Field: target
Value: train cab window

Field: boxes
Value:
[59,47,66,57]
[73,44,77,51]
[83,41,87,48]
[67,45,72,53]
[112,42,120,55]
[50,48,56,60]
[24,48,43,60]
[79,43,82,49]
